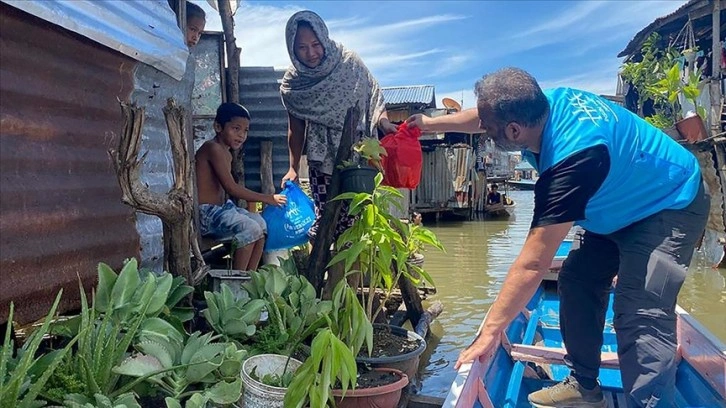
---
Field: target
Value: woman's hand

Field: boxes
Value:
[379,118,398,135]
[281,168,298,188]
[454,331,501,370]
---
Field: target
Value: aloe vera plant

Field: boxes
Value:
[44,259,176,403]
[0,291,79,408]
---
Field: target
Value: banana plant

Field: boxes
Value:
[112,331,245,407]
[202,283,265,343]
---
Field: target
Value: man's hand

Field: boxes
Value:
[405,113,429,131]
[281,168,298,187]
[271,194,287,206]
[454,331,501,370]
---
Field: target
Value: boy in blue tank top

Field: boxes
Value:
[407,68,709,408]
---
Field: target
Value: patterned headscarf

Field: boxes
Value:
[280,10,385,174]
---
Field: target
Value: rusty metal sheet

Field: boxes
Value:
[0,4,140,325]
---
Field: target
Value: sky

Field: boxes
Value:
[194,0,688,109]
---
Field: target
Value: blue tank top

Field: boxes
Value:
[529,88,701,234]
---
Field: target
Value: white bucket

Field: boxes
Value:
[262,249,290,266]
[240,354,302,408]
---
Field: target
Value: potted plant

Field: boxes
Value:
[339,138,387,194]
[329,173,443,380]
[647,61,708,142]
[284,280,408,408]
[236,258,331,407]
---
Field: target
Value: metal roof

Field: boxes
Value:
[515,161,536,171]
[2,0,188,80]
[618,0,724,58]
[382,85,436,107]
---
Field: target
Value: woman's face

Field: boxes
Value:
[294,25,324,68]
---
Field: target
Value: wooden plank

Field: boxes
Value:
[307,107,359,292]
[260,140,274,195]
[676,306,726,400]
[406,394,445,408]
[509,344,620,369]
[414,301,443,338]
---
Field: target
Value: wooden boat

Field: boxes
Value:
[443,239,726,408]
[484,198,516,218]
[507,179,536,191]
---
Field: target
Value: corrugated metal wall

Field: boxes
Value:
[130,54,196,273]
[240,67,290,192]
[412,145,473,211]
[0,5,140,324]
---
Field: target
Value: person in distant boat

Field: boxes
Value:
[406,68,709,408]
[487,183,502,205]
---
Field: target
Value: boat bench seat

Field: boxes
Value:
[508,343,620,369]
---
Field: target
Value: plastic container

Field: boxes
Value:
[340,166,378,194]
[207,269,251,300]
[240,354,302,408]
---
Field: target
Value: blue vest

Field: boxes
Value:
[525,88,701,235]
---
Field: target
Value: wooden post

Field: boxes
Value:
[218,0,245,206]
[306,106,360,293]
[710,0,722,137]
[110,99,195,286]
[260,140,275,195]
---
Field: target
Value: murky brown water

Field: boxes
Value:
[417,190,726,398]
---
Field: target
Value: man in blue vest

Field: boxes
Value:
[407,67,709,408]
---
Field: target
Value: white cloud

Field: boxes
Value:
[199,2,467,73]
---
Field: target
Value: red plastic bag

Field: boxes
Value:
[380,123,422,189]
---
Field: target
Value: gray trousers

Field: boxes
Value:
[558,181,710,408]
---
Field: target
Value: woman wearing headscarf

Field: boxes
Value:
[280,10,397,241]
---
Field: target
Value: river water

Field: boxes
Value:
[417,189,726,398]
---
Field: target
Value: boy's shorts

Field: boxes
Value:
[199,200,266,247]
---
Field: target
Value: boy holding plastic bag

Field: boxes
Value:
[195,103,287,271]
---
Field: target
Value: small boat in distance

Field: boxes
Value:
[507,179,537,190]
[444,238,726,408]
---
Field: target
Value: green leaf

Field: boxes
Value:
[137,340,174,369]
[184,394,209,408]
[164,398,182,408]
[204,378,242,404]
[113,354,164,378]
[95,263,118,313]
[166,279,194,308]
[146,273,173,316]
[110,258,140,311]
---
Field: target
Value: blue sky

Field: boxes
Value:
[195,0,687,109]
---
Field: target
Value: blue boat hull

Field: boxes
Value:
[444,241,726,408]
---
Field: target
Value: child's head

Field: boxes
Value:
[213,103,251,150]
[186,2,206,47]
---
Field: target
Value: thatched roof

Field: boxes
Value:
[618,0,726,58]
